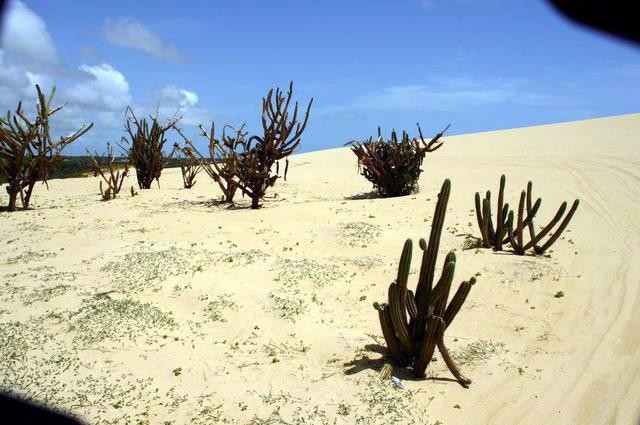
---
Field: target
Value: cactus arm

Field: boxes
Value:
[536,199,579,254]
[419,179,451,296]
[388,239,414,352]
[506,211,525,254]
[526,181,538,246]
[516,191,525,248]
[503,196,541,244]
[428,254,456,316]
[388,283,414,354]
[481,197,492,248]
[485,191,496,241]
[435,318,472,388]
[374,302,410,366]
[396,239,412,297]
[523,201,568,252]
[496,175,506,243]
[413,315,439,377]
[494,202,510,250]
[408,238,431,332]
[414,180,451,337]
[475,192,490,248]
[407,290,418,320]
[443,277,476,328]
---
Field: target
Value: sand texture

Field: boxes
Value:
[1,113,639,424]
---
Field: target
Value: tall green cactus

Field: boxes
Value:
[374,179,477,387]
[474,174,510,250]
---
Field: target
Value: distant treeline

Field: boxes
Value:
[0,156,183,183]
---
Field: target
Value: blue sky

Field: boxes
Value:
[0,0,639,155]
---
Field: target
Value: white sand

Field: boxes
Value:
[1,113,639,424]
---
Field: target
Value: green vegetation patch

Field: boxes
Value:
[269,289,307,321]
[69,298,176,345]
[215,249,270,266]
[355,373,428,424]
[5,250,58,265]
[273,258,348,288]
[22,284,70,305]
[339,221,382,247]
[0,321,42,370]
[100,247,199,291]
[204,294,237,322]
[451,339,506,367]
[462,234,483,250]
[330,255,383,270]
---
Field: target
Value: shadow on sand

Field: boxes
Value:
[342,343,462,384]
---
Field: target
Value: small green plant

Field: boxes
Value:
[373,179,476,387]
[554,291,565,298]
[462,234,483,250]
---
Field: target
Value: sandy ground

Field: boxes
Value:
[1,113,639,425]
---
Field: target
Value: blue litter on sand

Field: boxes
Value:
[391,376,405,389]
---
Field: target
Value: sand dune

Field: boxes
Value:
[1,113,639,424]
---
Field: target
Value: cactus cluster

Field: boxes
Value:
[177,122,246,202]
[121,106,179,190]
[475,175,579,255]
[374,179,476,387]
[237,82,312,209]
[178,82,312,208]
[348,123,450,197]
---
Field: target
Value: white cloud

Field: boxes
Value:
[68,63,131,111]
[354,78,519,112]
[151,85,209,126]
[0,51,29,90]
[181,90,199,107]
[103,17,188,64]
[0,51,35,109]
[0,0,59,64]
[155,85,198,108]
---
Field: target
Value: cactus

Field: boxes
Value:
[173,144,201,189]
[121,107,179,190]
[176,123,244,202]
[374,179,476,387]
[347,123,449,197]
[0,84,93,211]
[474,174,511,250]
[176,82,311,208]
[87,143,129,201]
[238,81,312,209]
[507,181,579,255]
